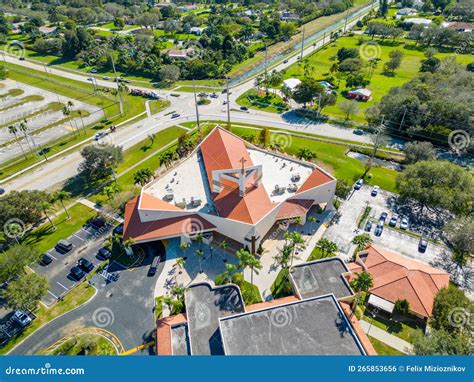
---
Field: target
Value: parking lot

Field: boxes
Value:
[34,222,113,306]
[325,185,449,264]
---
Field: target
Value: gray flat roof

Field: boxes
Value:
[219,295,365,355]
[171,324,190,355]
[185,283,244,355]
[290,258,353,299]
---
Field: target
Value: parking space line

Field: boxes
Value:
[47,290,58,299]
[47,252,57,260]
[56,281,69,291]
[73,234,85,242]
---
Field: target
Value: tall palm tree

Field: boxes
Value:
[41,201,55,228]
[195,249,204,274]
[287,231,305,266]
[179,242,189,260]
[195,232,204,251]
[274,243,292,268]
[237,248,262,285]
[18,120,33,153]
[352,233,372,252]
[350,271,374,314]
[133,167,154,186]
[316,238,338,258]
[53,190,71,219]
[308,216,317,233]
[222,263,237,284]
[77,109,86,135]
[8,124,27,159]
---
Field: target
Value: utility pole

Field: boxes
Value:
[399,107,407,131]
[371,115,384,159]
[344,10,349,33]
[226,78,230,129]
[110,54,123,115]
[192,79,200,132]
[264,43,268,84]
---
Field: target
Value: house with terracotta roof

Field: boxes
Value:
[123,126,336,253]
[348,244,450,319]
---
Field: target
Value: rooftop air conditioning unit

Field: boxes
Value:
[291,173,301,182]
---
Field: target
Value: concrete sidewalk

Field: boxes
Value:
[360,319,413,354]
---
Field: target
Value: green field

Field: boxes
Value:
[368,336,405,356]
[236,89,289,113]
[283,36,473,123]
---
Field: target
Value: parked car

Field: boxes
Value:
[418,238,428,253]
[78,258,94,272]
[13,310,32,327]
[148,256,160,276]
[102,76,110,80]
[70,266,85,281]
[353,129,364,135]
[40,254,53,266]
[240,106,249,111]
[171,113,180,119]
[90,217,106,230]
[354,179,363,190]
[113,224,123,235]
[0,188,5,195]
[365,220,373,232]
[94,132,107,141]
[371,186,380,196]
[56,240,73,253]
[98,247,112,260]
[90,68,97,73]
[374,221,384,236]
[210,93,218,98]
[19,56,25,61]
[379,212,388,222]
[389,214,399,227]
[400,217,409,230]
[87,77,93,82]
[283,59,288,64]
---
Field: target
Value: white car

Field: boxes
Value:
[371,185,380,196]
[13,310,32,327]
[400,217,409,230]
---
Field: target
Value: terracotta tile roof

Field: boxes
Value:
[123,196,215,242]
[276,199,313,220]
[246,296,300,312]
[140,192,183,212]
[340,301,377,355]
[353,244,449,317]
[297,168,334,194]
[156,314,187,355]
[200,127,275,224]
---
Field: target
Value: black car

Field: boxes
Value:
[98,247,112,259]
[40,254,53,266]
[90,217,106,230]
[374,221,384,236]
[0,188,5,195]
[379,212,388,222]
[365,220,373,232]
[240,106,249,111]
[78,258,94,272]
[70,266,85,281]
[418,238,428,253]
[56,240,73,253]
[113,224,124,235]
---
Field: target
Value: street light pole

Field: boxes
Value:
[110,54,123,115]
[226,78,230,129]
[192,79,200,132]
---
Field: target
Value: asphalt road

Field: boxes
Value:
[8,242,165,355]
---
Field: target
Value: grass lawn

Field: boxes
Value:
[155,296,164,320]
[22,204,98,254]
[362,306,425,344]
[368,335,405,356]
[229,126,398,192]
[236,89,289,113]
[149,99,171,115]
[283,36,473,123]
[45,333,117,355]
[270,268,294,299]
[0,282,95,355]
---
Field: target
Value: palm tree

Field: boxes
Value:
[308,216,317,233]
[53,190,71,219]
[237,248,262,285]
[123,237,135,256]
[274,243,292,268]
[18,120,33,153]
[287,231,305,266]
[195,232,204,251]
[316,238,338,258]
[62,105,76,137]
[350,271,374,314]
[221,263,237,284]
[133,168,154,186]
[170,284,185,300]
[176,257,185,275]
[41,201,55,228]
[77,109,86,135]
[8,124,27,159]
[352,233,372,252]
[195,249,204,273]
[179,242,189,260]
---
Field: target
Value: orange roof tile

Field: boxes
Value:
[246,296,300,312]
[140,192,183,212]
[200,127,275,224]
[123,196,215,242]
[353,245,449,317]
[156,314,187,355]
[297,168,334,194]
[276,199,313,220]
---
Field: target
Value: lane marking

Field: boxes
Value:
[120,341,155,356]
[56,281,69,291]
[73,234,85,241]
[47,290,58,299]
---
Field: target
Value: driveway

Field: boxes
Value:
[8,242,164,355]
